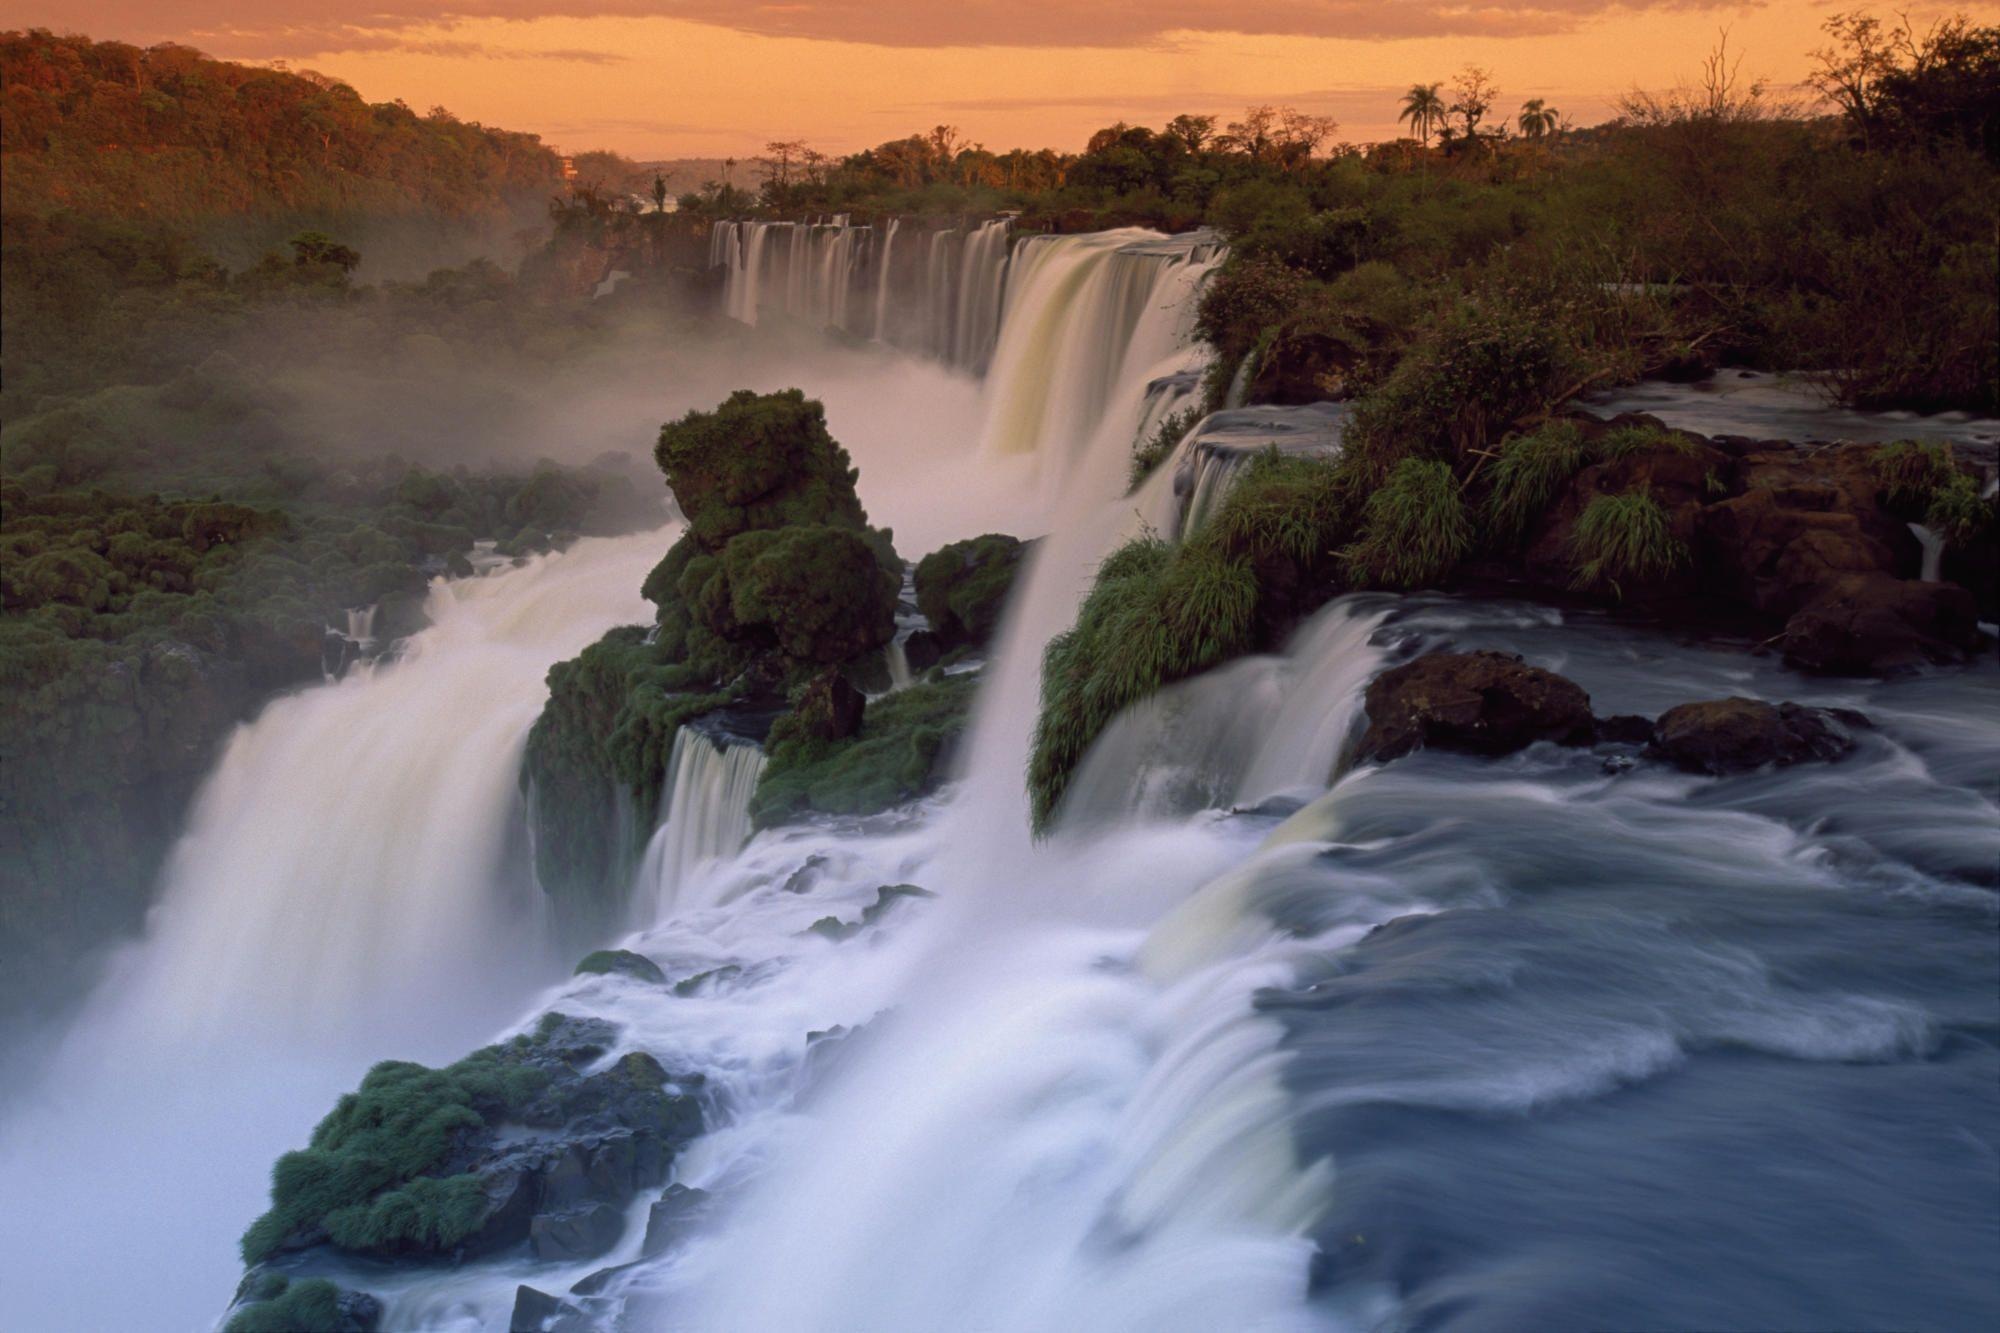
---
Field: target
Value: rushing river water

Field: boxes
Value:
[1,229,1995,1333]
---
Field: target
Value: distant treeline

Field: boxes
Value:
[0,30,563,224]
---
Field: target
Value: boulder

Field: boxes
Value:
[509,1284,586,1333]
[531,1201,627,1263]
[790,668,865,743]
[573,949,667,985]
[642,1183,714,1257]
[1650,698,1863,774]
[1357,652,1596,763]
[1779,574,1982,674]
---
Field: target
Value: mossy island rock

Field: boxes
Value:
[1357,651,1596,763]
[574,949,667,984]
[753,673,977,827]
[522,390,901,929]
[913,534,1027,651]
[223,1274,380,1333]
[234,1013,701,1285]
[1650,697,1863,775]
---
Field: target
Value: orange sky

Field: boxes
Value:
[3,3,1973,156]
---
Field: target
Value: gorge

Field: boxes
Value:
[4,159,1998,1333]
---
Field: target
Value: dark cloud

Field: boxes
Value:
[3,2,1749,57]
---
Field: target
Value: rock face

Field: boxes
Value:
[1357,652,1596,762]
[1775,574,1980,674]
[1650,698,1862,774]
[237,1014,703,1281]
[913,534,1026,651]
[573,949,667,984]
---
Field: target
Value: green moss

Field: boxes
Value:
[753,673,978,826]
[1344,458,1473,589]
[1129,407,1201,491]
[1594,423,1696,459]
[1484,421,1590,547]
[1569,489,1688,597]
[654,388,875,553]
[913,534,1025,648]
[224,1278,360,1333]
[723,526,898,664]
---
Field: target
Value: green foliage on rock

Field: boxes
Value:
[753,673,978,826]
[224,1278,369,1333]
[1484,420,1590,547]
[1569,490,1688,597]
[1343,457,1474,589]
[913,534,1027,649]
[1129,408,1202,491]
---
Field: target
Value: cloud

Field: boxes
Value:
[5,2,1751,57]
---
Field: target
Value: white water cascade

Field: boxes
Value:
[0,530,669,1333]
[636,728,769,919]
[712,216,1022,372]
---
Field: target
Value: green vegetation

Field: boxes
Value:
[753,673,977,826]
[1129,408,1201,490]
[1874,439,1996,549]
[913,534,1026,649]
[240,1014,677,1266]
[524,391,900,922]
[1569,491,1688,597]
[1343,458,1475,589]
[225,1278,365,1333]
[1485,421,1591,546]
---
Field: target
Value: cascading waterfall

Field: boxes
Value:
[1909,522,1945,582]
[0,530,669,1333]
[635,728,769,918]
[711,216,1017,371]
[1168,403,1347,541]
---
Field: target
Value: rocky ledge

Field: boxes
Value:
[1357,651,1863,776]
[222,1014,703,1331]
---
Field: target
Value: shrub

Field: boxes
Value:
[752,672,978,826]
[1130,407,1201,491]
[1344,458,1473,588]
[1569,490,1687,596]
[1484,421,1590,546]
[1873,440,1961,513]
[224,1278,352,1333]
[912,533,1026,648]
[1594,423,1695,459]
[1924,470,1994,549]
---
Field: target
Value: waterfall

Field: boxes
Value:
[712,216,1019,371]
[887,638,914,690]
[950,218,1013,373]
[1168,403,1348,541]
[636,727,768,917]
[977,229,1223,485]
[0,530,668,1333]
[873,217,900,341]
[1909,522,1945,582]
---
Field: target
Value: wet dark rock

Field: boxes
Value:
[1358,652,1596,763]
[573,949,668,985]
[806,884,937,941]
[1650,697,1863,775]
[1779,574,1981,674]
[509,1284,586,1333]
[1595,714,1657,745]
[531,1201,626,1263]
[903,629,945,672]
[790,668,866,743]
[642,1183,714,1256]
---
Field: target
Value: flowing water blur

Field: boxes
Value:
[4,230,1996,1333]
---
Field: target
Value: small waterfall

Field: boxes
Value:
[873,217,900,341]
[321,602,381,679]
[951,218,1013,373]
[1908,522,1945,582]
[1168,404,1347,541]
[637,727,768,917]
[976,229,1223,485]
[713,216,1018,371]
[887,638,914,691]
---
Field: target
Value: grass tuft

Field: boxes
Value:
[1484,421,1590,547]
[1343,457,1472,588]
[1569,489,1686,597]
[1129,407,1202,492]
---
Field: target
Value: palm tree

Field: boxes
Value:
[1517,99,1560,140]
[1399,83,1446,147]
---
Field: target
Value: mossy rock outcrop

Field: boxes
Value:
[236,1014,701,1277]
[523,390,902,923]
[913,534,1026,651]
[752,672,976,827]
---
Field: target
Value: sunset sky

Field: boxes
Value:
[0,3,1959,157]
